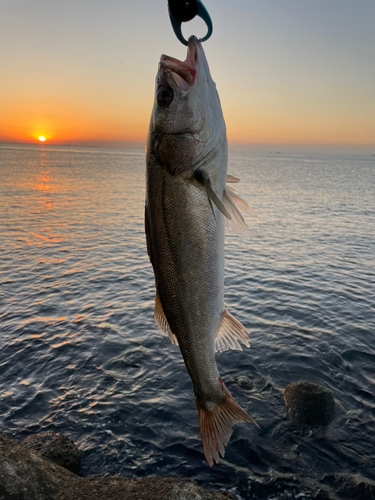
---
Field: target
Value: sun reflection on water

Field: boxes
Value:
[36,148,55,205]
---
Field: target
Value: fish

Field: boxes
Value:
[145,35,258,466]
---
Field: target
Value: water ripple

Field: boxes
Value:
[1,145,375,497]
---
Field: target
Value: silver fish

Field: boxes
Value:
[145,36,258,466]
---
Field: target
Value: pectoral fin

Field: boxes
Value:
[226,186,258,217]
[222,183,258,235]
[223,176,257,234]
[194,172,257,234]
[226,174,240,183]
[215,310,250,352]
[154,290,179,346]
[195,169,231,220]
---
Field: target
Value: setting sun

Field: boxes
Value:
[38,136,46,142]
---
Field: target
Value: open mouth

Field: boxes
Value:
[159,39,197,88]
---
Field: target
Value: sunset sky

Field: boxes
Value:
[0,0,374,151]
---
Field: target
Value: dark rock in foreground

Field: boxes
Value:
[284,381,335,426]
[22,431,81,474]
[2,430,375,500]
[0,432,75,500]
[55,477,236,500]
[0,432,235,500]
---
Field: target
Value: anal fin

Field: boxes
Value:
[215,310,250,352]
[154,290,178,346]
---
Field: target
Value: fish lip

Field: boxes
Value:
[159,36,198,87]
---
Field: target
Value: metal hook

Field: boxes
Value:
[168,0,213,46]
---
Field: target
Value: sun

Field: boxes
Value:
[38,136,46,142]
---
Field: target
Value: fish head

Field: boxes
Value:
[148,36,226,176]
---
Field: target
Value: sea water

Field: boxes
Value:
[1,144,374,498]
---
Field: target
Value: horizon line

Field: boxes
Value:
[1,139,374,150]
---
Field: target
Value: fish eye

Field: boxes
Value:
[156,86,174,107]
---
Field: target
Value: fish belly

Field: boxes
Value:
[146,154,225,400]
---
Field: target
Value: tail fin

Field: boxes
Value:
[195,385,259,466]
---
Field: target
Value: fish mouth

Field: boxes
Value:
[159,36,198,89]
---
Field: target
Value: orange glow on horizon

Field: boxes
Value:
[0,96,149,145]
[0,95,374,149]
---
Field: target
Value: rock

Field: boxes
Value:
[0,432,236,500]
[55,477,237,500]
[0,432,78,500]
[235,375,254,390]
[322,473,375,500]
[22,432,81,474]
[284,382,335,426]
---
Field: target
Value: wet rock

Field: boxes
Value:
[22,432,81,474]
[55,477,237,500]
[284,382,335,426]
[235,375,254,391]
[0,432,236,500]
[322,473,375,500]
[0,432,78,500]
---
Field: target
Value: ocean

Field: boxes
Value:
[1,144,374,499]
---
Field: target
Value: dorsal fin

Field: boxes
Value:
[154,290,179,346]
[215,310,250,352]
